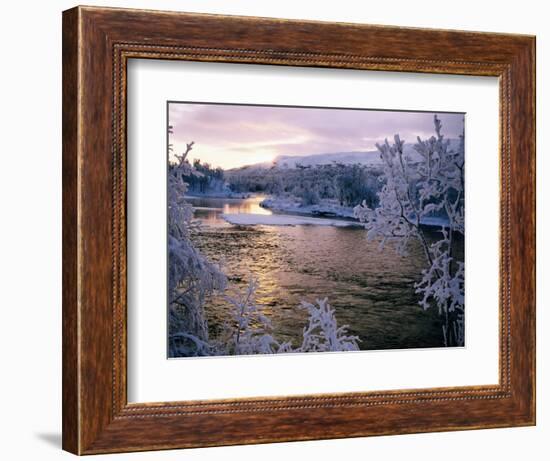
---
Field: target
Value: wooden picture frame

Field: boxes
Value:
[62,5,536,455]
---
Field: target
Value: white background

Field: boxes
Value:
[0,0,547,460]
[128,60,499,402]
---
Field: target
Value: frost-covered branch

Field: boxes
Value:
[213,281,359,356]
[354,115,465,346]
[174,141,195,167]
[167,139,226,357]
[215,278,293,355]
[296,298,360,352]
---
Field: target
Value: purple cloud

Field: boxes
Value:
[169,102,464,169]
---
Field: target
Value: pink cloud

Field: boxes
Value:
[168,102,464,169]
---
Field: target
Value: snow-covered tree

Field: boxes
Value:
[168,141,227,357]
[215,282,359,355]
[354,115,465,346]
[296,298,360,352]
[214,279,293,355]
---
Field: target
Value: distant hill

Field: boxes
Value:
[229,139,460,172]
[228,150,382,173]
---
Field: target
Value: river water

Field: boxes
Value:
[187,195,447,350]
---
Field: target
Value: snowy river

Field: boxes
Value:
[187,195,446,350]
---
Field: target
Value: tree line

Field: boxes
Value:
[226,163,383,208]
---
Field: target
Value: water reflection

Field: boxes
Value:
[186,195,271,227]
[188,195,448,350]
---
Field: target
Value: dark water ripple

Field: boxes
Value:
[187,196,453,350]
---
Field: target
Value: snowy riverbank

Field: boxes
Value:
[185,191,253,200]
[221,213,362,227]
[259,196,450,228]
[260,197,356,219]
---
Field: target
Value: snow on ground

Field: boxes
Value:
[221,213,362,228]
[260,197,450,228]
[260,197,356,219]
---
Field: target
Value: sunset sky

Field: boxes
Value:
[168,102,464,170]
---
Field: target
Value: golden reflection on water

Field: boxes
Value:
[187,196,458,350]
[188,195,272,224]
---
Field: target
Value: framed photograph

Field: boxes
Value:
[62,6,535,455]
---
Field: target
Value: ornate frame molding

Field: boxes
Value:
[63,6,535,454]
